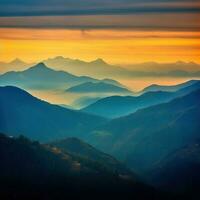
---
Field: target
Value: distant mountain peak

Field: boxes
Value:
[35,62,48,68]
[90,58,107,65]
[10,58,26,65]
[148,84,159,87]
[54,56,65,59]
[24,62,54,74]
[175,60,198,65]
[31,62,50,69]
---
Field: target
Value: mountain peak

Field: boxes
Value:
[54,56,65,59]
[25,62,53,73]
[35,62,48,68]
[90,58,107,65]
[10,58,26,65]
[53,56,68,61]
[33,62,50,69]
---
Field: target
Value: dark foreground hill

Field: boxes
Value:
[0,133,170,200]
[149,141,200,197]
[144,140,200,200]
[49,137,132,176]
[0,86,107,141]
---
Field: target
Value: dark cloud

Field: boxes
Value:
[0,7,199,17]
[0,13,199,32]
[0,0,199,16]
[0,0,199,31]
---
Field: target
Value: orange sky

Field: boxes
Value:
[0,28,200,64]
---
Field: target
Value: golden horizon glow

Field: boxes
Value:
[0,28,200,64]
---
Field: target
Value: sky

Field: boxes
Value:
[0,0,200,64]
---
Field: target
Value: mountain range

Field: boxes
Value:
[141,80,199,93]
[0,79,200,198]
[43,56,126,79]
[0,86,107,141]
[126,61,200,72]
[0,58,34,74]
[85,88,200,177]
[82,80,200,118]
[1,58,200,80]
[0,62,94,90]
[82,91,175,118]
[44,57,200,78]
[0,62,124,91]
[1,67,200,199]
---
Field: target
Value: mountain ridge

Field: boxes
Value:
[66,81,132,94]
[85,88,200,175]
[82,80,200,118]
[0,62,123,90]
[0,86,107,141]
[141,79,199,93]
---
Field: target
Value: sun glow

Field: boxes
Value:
[0,28,199,64]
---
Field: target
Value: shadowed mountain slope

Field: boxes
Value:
[82,80,200,118]
[82,91,175,118]
[148,141,200,198]
[0,133,167,200]
[86,89,200,175]
[49,137,132,177]
[0,86,107,141]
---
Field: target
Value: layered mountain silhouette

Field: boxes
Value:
[82,80,200,118]
[126,70,200,78]
[0,58,34,73]
[44,56,126,78]
[66,82,132,94]
[0,133,164,200]
[0,65,200,199]
[141,79,199,93]
[86,88,200,176]
[0,63,98,90]
[126,61,200,72]
[1,58,200,80]
[0,86,107,141]
[82,91,176,118]
[44,57,200,78]
[0,62,124,90]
